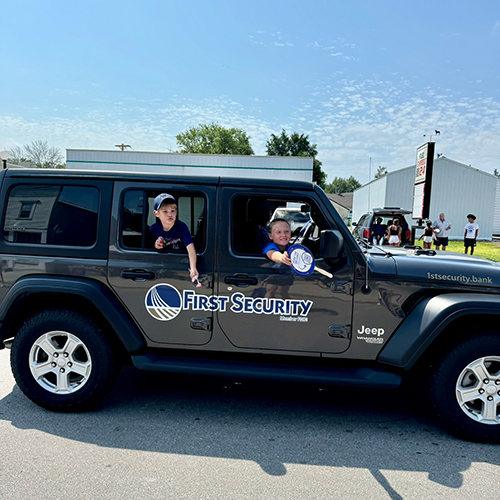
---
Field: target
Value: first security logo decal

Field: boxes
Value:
[145,284,313,322]
[145,284,183,321]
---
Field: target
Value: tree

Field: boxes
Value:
[9,141,64,168]
[176,123,254,155]
[265,129,327,189]
[494,169,500,178]
[325,176,361,194]
[374,166,388,179]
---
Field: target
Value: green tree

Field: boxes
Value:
[494,168,500,178]
[9,140,64,168]
[176,123,254,155]
[266,129,327,189]
[374,166,388,179]
[325,176,361,194]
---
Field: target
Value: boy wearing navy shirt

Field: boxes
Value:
[150,193,198,281]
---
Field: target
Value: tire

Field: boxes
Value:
[429,333,500,443]
[11,309,121,412]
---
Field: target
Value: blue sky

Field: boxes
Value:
[1,0,499,183]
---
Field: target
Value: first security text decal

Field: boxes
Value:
[145,284,313,322]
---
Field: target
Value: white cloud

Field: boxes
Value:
[2,79,499,185]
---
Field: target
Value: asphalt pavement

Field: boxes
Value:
[0,348,499,500]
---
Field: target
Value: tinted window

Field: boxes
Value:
[121,189,205,252]
[3,185,99,247]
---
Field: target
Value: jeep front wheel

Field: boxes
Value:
[11,309,120,412]
[429,334,500,443]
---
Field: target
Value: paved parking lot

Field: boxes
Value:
[1,348,499,500]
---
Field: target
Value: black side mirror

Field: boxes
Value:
[320,230,344,259]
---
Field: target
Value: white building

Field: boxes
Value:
[352,157,497,241]
[66,149,313,182]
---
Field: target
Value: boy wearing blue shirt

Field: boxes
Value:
[262,218,293,299]
[262,218,292,266]
[150,193,199,281]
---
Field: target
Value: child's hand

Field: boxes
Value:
[155,237,165,250]
[281,251,292,266]
[189,268,201,287]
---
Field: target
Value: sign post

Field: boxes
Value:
[411,142,435,243]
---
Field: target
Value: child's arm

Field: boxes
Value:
[186,243,198,279]
[266,249,291,266]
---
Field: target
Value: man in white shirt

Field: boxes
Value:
[432,213,452,251]
[464,213,479,255]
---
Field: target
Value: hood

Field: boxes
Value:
[367,247,500,288]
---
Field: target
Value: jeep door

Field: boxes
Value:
[108,180,216,346]
[216,184,354,354]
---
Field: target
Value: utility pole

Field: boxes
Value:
[115,144,131,151]
[368,156,372,212]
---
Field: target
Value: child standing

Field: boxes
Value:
[464,214,479,255]
[150,193,199,281]
[418,221,434,249]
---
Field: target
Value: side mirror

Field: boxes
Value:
[351,221,357,227]
[320,230,344,259]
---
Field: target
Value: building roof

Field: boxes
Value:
[355,156,497,191]
[326,192,353,209]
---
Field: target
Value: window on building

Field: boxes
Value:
[18,201,37,220]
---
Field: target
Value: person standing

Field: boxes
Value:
[432,213,452,251]
[386,218,402,247]
[418,220,434,249]
[464,214,479,255]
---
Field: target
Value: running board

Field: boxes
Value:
[131,354,402,389]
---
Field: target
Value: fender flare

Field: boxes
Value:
[378,293,500,369]
[0,276,146,352]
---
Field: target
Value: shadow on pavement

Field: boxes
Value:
[1,365,498,498]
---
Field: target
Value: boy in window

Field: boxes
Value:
[262,218,294,299]
[150,193,198,281]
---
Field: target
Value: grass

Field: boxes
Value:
[430,240,500,262]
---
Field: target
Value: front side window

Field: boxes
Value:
[3,184,99,246]
[232,195,329,257]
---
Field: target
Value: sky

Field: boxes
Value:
[1,0,500,184]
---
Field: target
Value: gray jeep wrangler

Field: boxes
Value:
[0,168,499,443]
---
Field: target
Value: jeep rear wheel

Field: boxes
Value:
[429,334,500,443]
[11,309,120,412]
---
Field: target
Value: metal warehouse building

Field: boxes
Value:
[352,157,497,241]
[66,149,313,182]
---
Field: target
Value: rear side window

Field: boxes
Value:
[3,184,99,246]
[121,189,205,252]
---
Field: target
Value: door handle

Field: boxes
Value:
[224,274,259,287]
[121,269,156,281]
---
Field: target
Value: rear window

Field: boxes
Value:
[3,184,99,247]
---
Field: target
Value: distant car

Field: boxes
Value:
[272,207,313,235]
[352,207,412,245]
